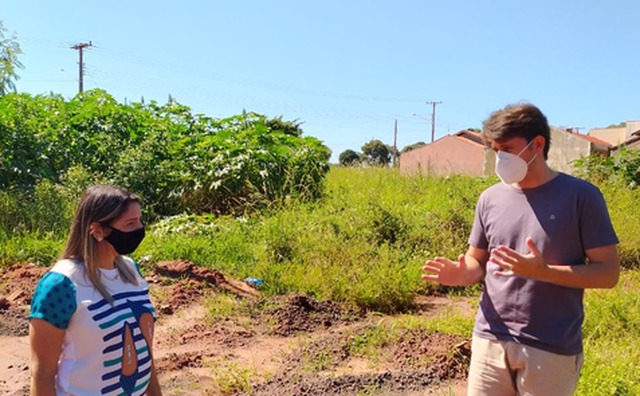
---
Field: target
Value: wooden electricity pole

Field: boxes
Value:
[71,42,92,93]
[393,119,398,167]
[426,100,442,143]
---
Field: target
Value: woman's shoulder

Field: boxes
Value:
[51,258,84,278]
[119,255,136,266]
[117,255,147,283]
[30,264,78,328]
[120,255,143,274]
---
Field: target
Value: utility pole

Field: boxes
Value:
[426,101,442,143]
[71,41,92,94]
[393,119,398,167]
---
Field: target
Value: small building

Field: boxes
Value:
[588,121,640,146]
[399,130,488,177]
[547,128,611,174]
[400,127,612,177]
[611,130,640,153]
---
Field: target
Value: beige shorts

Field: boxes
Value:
[467,335,584,396]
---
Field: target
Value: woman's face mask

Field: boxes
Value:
[103,225,146,255]
[494,139,537,185]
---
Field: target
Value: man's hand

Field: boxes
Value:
[422,254,469,286]
[489,237,547,279]
[423,247,487,287]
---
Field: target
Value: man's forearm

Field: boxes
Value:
[541,261,619,289]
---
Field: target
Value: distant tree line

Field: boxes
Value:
[338,139,430,167]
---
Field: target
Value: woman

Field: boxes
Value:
[29,185,162,396]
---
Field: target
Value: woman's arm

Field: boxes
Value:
[29,318,64,396]
[146,361,163,396]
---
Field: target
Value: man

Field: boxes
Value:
[422,103,619,395]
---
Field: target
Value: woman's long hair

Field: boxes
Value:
[61,184,142,304]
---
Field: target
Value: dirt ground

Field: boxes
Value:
[0,261,473,396]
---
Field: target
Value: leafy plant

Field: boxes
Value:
[0,92,331,221]
[0,21,24,95]
[339,149,360,166]
[573,149,640,188]
[361,139,392,166]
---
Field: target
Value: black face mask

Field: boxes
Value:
[103,225,146,255]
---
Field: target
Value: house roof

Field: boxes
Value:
[453,129,614,149]
[453,130,485,147]
[413,128,614,152]
[612,130,640,151]
[565,131,612,147]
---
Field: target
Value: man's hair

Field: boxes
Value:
[482,103,551,159]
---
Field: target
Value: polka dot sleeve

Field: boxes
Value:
[29,272,77,329]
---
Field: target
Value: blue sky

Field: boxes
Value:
[3,1,639,162]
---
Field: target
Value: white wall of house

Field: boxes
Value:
[483,128,600,176]
[627,121,640,135]
[547,128,593,174]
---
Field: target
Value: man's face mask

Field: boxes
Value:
[102,225,146,255]
[494,139,537,185]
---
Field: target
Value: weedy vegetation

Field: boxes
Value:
[1,90,639,394]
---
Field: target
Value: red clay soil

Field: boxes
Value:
[0,260,472,396]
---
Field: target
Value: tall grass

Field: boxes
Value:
[578,270,640,394]
[2,166,640,392]
[3,167,638,309]
[140,167,491,312]
[600,183,640,269]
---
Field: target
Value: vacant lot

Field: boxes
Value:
[0,261,471,396]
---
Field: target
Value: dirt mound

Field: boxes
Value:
[252,318,470,396]
[392,329,470,378]
[151,260,261,315]
[0,307,30,337]
[252,294,364,336]
[0,263,49,308]
[154,260,260,299]
[0,263,49,337]
[243,370,449,396]
[156,350,205,372]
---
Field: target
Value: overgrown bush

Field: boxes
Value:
[573,149,640,188]
[0,90,331,226]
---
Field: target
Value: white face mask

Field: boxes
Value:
[495,139,537,185]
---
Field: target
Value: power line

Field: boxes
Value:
[90,45,423,103]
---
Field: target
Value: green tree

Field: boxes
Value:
[401,141,427,154]
[0,21,24,96]
[265,116,304,137]
[339,149,360,166]
[361,139,391,166]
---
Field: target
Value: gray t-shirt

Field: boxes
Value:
[469,173,618,355]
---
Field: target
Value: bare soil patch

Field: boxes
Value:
[0,261,472,395]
